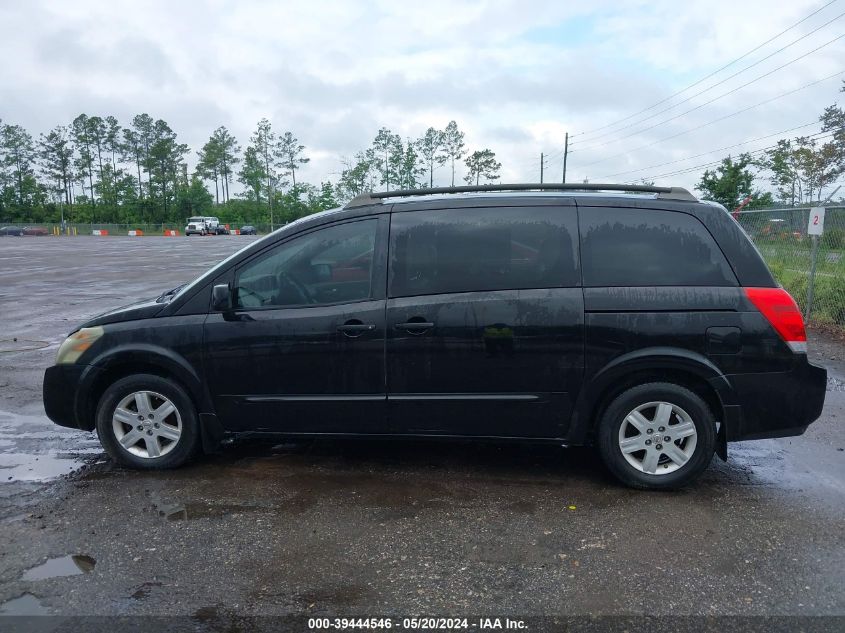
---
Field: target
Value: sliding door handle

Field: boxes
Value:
[337,321,376,337]
[394,321,434,334]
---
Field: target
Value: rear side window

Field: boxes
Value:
[580,207,737,287]
[389,206,579,298]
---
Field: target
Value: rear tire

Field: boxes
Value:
[96,374,200,470]
[597,382,715,490]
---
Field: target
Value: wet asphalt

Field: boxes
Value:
[0,236,843,620]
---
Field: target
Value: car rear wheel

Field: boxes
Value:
[96,374,200,469]
[597,382,715,490]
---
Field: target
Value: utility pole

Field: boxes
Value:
[562,132,569,183]
[540,153,544,184]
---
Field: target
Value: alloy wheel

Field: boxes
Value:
[617,401,698,475]
[111,390,182,459]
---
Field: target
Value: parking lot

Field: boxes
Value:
[0,237,843,621]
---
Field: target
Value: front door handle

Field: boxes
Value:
[337,321,376,337]
[394,320,434,334]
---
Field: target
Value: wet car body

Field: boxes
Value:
[42,186,827,487]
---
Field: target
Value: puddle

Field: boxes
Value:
[0,451,97,482]
[0,593,49,615]
[0,338,50,353]
[0,410,102,483]
[22,555,96,581]
[155,501,269,521]
[722,439,845,496]
[146,484,316,520]
[131,581,162,600]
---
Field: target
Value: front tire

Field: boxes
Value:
[96,374,200,469]
[597,382,715,490]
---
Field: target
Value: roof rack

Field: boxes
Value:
[344,183,697,208]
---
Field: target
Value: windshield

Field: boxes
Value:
[188,217,205,223]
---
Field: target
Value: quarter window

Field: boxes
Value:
[236,219,377,308]
[389,207,579,298]
[580,207,737,287]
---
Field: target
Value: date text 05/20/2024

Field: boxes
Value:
[307,617,528,630]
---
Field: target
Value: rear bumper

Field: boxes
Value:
[725,360,827,441]
[43,364,94,430]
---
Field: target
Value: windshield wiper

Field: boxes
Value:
[156,283,187,303]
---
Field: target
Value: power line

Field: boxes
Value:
[573,32,845,155]
[570,0,840,141]
[635,130,835,181]
[570,9,845,148]
[633,129,834,180]
[598,121,818,179]
[575,69,844,170]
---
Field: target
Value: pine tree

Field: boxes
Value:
[39,126,75,214]
[442,121,465,187]
[277,132,309,189]
[463,149,501,186]
[415,127,446,187]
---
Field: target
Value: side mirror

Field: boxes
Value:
[211,283,232,311]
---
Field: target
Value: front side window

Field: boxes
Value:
[580,207,737,287]
[389,207,579,298]
[236,219,377,308]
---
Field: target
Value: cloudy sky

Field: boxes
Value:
[1,0,843,195]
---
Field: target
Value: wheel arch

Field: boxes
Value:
[569,347,735,455]
[79,344,209,432]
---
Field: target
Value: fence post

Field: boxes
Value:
[805,234,819,322]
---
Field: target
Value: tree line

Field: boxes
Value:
[694,82,844,210]
[335,121,502,198]
[1,82,842,227]
[0,115,503,227]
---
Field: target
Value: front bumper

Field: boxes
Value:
[726,360,827,441]
[43,364,93,429]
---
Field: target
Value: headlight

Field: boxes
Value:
[56,326,104,364]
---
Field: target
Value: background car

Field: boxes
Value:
[0,226,24,236]
[204,216,222,233]
[239,225,257,235]
[23,226,49,236]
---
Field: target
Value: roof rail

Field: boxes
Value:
[343,183,697,208]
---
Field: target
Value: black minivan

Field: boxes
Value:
[43,184,827,489]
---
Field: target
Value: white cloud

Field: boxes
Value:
[0,0,842,195]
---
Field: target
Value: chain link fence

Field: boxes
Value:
[738,206,845,329]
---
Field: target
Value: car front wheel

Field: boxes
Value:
[597,382,715,489]
[96,374,200,469]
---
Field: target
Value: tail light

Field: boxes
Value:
[744,287,807,353]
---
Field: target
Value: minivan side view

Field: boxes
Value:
[43,183,828,489]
